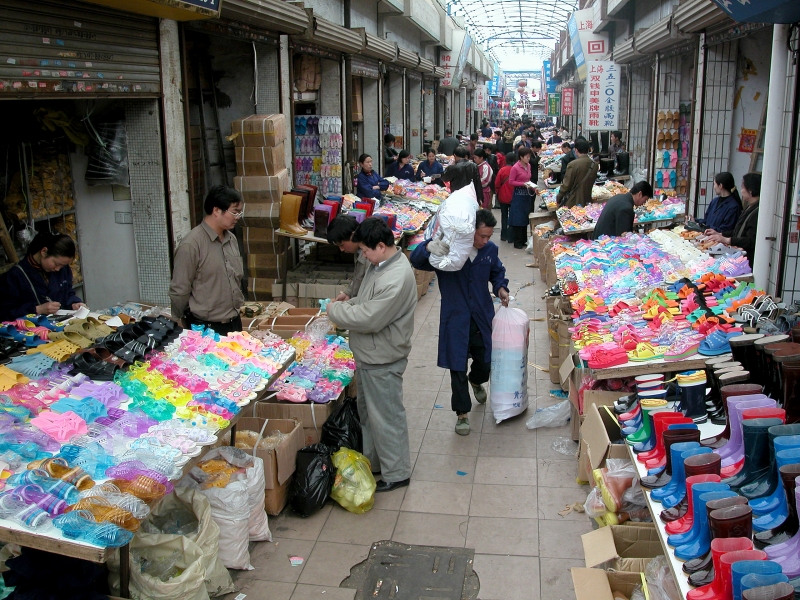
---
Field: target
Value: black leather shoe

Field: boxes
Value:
[375,478,410,493]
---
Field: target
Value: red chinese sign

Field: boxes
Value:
[562,88,574,115]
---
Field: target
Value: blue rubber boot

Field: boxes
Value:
[753,447,800,531]
[655,446,713,508]
[732,560,783,600]
[668,487,734,547]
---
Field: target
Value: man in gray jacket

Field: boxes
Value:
[326,218,418,492]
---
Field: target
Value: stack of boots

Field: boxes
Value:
[645,423,698,473]
[717,370,753,399]
[708,364,748,423]
[732,560,785,600]
[729,333,765,378]
[637,412,690,460]
[767,481,800,577]
[686,537,754,600]
[665,474,722,532]
[741,423,800,503]
[752,447,800,530]
[764,343,800,399]
[622,400,668,446]
[279,193,308,235]
[741,576,792,599]
[618,389,668,425]
[702,384,765,448]
[662,454,722,524]
[753,460,800,533]
[755,467,800,548]
[718,551,768,600]
[677,370,710,424]
[653,446,713,509]
[743,582,795,600]
[724,418,786,491]
[641,430,700,488]
[717,395,776,479]
[671,485,734,561]
[684,497,750,578]
[613,374,665,414]
[753,335,791,387]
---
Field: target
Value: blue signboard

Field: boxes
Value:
[710,0,800,24]
[543,60,558,94]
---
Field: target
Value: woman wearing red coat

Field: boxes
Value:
[495,152,516,242]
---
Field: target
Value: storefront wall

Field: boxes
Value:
[362,77,381,166]
[407,75,422,155]
[628,61,654,177]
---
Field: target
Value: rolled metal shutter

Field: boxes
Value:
[417,57,435,74]
[222,0,308,35]
[304,10,363,54]
[0,0,160,97]
[395,47,419,69]
[636,16,691,54]
[613,37,639,63]
[432,66,446,78]
[353,29,397,62]
[673,0,731,33]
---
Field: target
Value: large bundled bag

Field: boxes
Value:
[290,444,336,517]
[489,307,530,423]
[330,448,376,514]
[427,180,479,272]
[245,455,273,541]
[108,488,232,599]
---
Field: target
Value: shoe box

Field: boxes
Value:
[231,114,287,148]
[241,227,290,255]
[235,144,287,177]
[246,251,291,280]
[571,568,646,600]
[234,417,304,515]
[234,170,290,205]
[581,523,662,573]
[255,394,343,446]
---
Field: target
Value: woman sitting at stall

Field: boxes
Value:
[0,231,85,321]
[386,150,416,181]
[697,172,742,233]
[356,154,390,199]
[705,172,761,269]
[416,148,444,184]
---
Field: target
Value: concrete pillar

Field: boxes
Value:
[389,72,404,141]
[158,19,191,245]
[753,24,789,291]
[320,59,341,116]
[280,35,293,182]
[363,77,380,167]
[408,77,422,154]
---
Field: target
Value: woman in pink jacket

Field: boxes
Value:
[473,149,493,209]
[508,147,533,248]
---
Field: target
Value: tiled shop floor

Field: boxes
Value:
[224,217,592,600]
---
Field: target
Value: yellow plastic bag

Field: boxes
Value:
[330,448,376,514]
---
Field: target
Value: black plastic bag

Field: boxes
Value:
[290,444,335,518]
[321,397,362,452]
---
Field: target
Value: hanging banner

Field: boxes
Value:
[547,94,561,116]
[543,60,558,94]
[568,8,609,81]
[562,88,574,115]
[709,0,800,25]
[585,61,619,131]
[475,85,487,111]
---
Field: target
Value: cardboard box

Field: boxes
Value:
[231,114,286,147]
[235,143,286,176]
[246,250,290,279]
[261,315,314,338]
[242,227,290,254]
[572,568,646,600]
[234,417,304,515]
[581,524,662,573]
[234,171,290,204]
[241,201,282,228]
[580,402,628,473]
[247,278,282,300]
[568,378,622,417]
[256,397,342,446]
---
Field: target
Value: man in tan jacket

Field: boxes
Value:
[326,218,417,493]
[556,138,598,208]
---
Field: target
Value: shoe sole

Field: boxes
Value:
[455,427,470,436]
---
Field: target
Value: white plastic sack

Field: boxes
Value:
[202,480,253,570]
[526,399,571,429]
[245,456,272,542]
[489,306,530,423]
[428,183,479,271]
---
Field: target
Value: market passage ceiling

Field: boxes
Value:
[446,0,578,66]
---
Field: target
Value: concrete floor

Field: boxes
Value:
[223,216,593,600]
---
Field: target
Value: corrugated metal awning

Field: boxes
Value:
[303,10,363,54]
[221,0,309,35]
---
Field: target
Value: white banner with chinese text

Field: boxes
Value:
[585,61,619,131]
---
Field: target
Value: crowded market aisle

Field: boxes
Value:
[221,214,592,600]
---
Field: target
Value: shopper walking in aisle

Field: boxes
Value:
[439,129,460,156]
[508,147,535,249]
[467,133,479,158]
[495,152,517,242]
[383,133,398,169]
[480,120,492,138]
[445,147,483,199]
[705,172,761,269]
[0,231,85,321]
[410,209,510,435]
[473,148,493,209]
[591,181,654,239]
[416,148,445,184]
[356,154,389,199]
[386,150,416,180]
[169,185,244,335]
[501,126,515,153]
[327,215,368,300]
[556,138,598,208]
[695,172,743,233]
[327,218,417,492]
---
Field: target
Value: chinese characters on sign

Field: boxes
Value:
[568,8,609,81]
[584,61,619,131]
[547,94,561,116]
[562,88,574,115]
[475,85,487,111]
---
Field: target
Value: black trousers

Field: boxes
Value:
[499,204,510,241]
[450,318,491,415]
[512,225,527,248]
[186,312,243,336]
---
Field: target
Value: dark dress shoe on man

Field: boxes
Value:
[375,478,410,493]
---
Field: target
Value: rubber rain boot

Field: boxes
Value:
[719,551,769,600]
[674,487,735,561]
[724,418,785,491]
[686,538,754,600]
[279,192,308,235]
[684,498,750,577]
[730,333,766,377]
[678,370,709,424]
[662,453,722,524]
[732,561,783,600]
[782,362,800,424]
[771,486,800,577]
[656,446,713,509]
[646,423,698,473]
[753,453,800,531]
[742,582,795,600]
[740,574,790,598]
[702,384,764,449]
[623,403,668,445]
[641,429,699,489]
[637,412,688,459]
[718,395,775,478]
[755,469,800,548]
[743,424,800,504]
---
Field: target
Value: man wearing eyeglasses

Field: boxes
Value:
[169,185,245,335]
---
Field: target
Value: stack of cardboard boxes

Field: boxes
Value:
[231,114,291,300]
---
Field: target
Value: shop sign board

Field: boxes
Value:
[350,57,380,79]
[585,61,618,131]
[548,93,561,116]
[475,85,487,111]
[543,60,558,94]
[562,88,574,115]
[568,8,608,81]
[709,0,800,25]
[84,0,220,19]
[439,29,466,89]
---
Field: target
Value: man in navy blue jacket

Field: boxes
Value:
[410,209,510,435]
